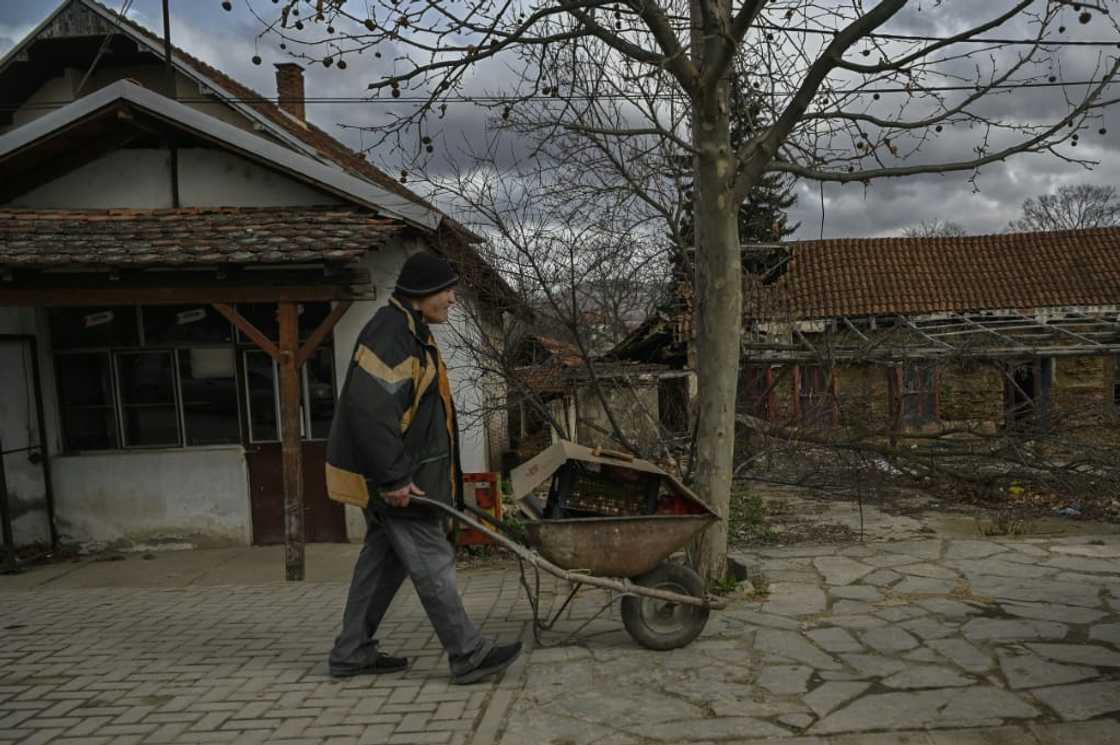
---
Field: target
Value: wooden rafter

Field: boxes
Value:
[212,303,279,361]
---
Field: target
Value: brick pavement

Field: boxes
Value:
[0,569,528,745]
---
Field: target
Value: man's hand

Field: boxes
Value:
[382,482,425,508]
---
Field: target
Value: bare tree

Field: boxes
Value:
[902,219,967,238]
[1010,184,1120,232]
[248,0,1120,580]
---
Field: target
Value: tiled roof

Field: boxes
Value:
[756,227,1120,320]
[0,207,401,268]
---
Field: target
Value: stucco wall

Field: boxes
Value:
[8,148,342,209]
[49,447,251,549]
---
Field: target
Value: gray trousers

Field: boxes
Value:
[329,510,490,675]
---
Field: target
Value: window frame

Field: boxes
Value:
[51,305,336,453]
[897,363,940,425]
[241,346,334,445]
[796,364,837,428]
[114,348,183,449]
[54,349,120,452]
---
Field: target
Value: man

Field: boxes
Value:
[325,251,521,684]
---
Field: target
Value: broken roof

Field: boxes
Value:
[758,228,1120,320]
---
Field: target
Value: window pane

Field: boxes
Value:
[245,351,278,442]
[50,307,138,349]
[179,348,240,446]
[235,302,331,344]
[143,305,232,345]
[117,352,176,404]
[299,303,331,340]
[122,407,180,447]
[236,304,278,344]
[306,348,336,440]
[57,353,117,450]
[117,352,180,447]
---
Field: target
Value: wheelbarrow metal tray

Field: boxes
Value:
[524,513,717,578]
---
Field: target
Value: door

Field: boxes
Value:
[1004,359,1052,430]
[245,442,342,544]
[0,339,50,550]
[242,347,346,544]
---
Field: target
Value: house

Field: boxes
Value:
[0,0,513,574]
[506,332,683,463]
[611,229,1120,444]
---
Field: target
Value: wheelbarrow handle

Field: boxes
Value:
[408,495,726,611]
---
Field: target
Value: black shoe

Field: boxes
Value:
[329,652,409,678]
[452,642,522,685]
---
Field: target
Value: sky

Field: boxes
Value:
[3,0,1120,240]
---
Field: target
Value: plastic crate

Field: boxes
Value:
[547,461,660,518]
[456,472,502,546]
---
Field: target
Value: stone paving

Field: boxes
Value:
[499,535,1120,744]
[2,534,1119,744]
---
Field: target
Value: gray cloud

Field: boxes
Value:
[5,0,1120,243]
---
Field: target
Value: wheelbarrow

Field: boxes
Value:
[412,441,726,650]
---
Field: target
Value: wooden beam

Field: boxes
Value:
[212,304,279,361]
[278,302,305,581]
[297,301,352,367]
[0,285,365,307]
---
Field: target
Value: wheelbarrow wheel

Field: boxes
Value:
[621,561,709,650]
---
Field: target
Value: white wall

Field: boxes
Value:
[9,148,342,209]
[50,447,251,549]
[179,149,343,207]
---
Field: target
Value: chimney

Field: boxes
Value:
[274,63,306,121]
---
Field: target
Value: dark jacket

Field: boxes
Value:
[325,294,462,518]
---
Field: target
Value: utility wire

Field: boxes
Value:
[5,77,1120,112]
[75,0,135,95]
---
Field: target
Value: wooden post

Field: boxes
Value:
[278,302,304,581]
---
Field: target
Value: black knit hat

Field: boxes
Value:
[394,252,459,297]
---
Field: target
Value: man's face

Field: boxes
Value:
[415,287,457,324]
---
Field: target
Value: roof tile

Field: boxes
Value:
[749,228,1120,319]
[0,206,401,269]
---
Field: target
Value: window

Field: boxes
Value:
[1004,358,1053,430]
[50,307,138,349]
[900,364,938,424]
[305,348,336,440]
[243,347,334,443]
[739,366,771,420]
[179,348,239,446]
[244,350,279,443]
[56,352,117,450]
[235,302,331,344]
[51,305,335,452]
[143,305,233,345]
[1113,355,1119,410]
[117,351,180,447]
[798,365,834,427]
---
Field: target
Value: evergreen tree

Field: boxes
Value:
[679,72,799,269]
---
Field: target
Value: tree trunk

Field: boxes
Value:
[688,54,741,583]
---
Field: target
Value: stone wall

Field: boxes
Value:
[575,382,661,454]
[938,362,1005,432]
